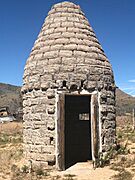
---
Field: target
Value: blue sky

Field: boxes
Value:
[0,0,135,95]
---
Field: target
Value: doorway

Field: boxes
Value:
[57,93,99,170]
[56,94,92,170]
[65,95,92,169]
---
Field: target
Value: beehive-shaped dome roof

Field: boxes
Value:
[23,1,114,92]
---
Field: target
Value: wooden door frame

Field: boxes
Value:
[91,94,99,161]
[56,93,65,170]
[56,92,100,170]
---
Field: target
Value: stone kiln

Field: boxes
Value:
[22,1,116,170]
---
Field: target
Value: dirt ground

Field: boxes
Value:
[0,120,135,180]
[52,162,118,180]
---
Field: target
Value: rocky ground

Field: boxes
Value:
[0,119,135,180]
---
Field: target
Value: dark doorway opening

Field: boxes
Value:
[65,95,92,169]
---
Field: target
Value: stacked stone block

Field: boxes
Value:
[22,1,116,168]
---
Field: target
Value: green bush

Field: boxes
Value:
[21,165,29,173]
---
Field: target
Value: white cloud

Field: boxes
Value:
[118,81,135,96]
[128,91,135,97]
[122,87,135,90]
[121,87,135,97]
[128,79,135,83]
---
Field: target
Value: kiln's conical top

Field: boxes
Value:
[23,1,114,91]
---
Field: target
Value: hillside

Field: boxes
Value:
[116,88,135,115]
[0,83,22,115]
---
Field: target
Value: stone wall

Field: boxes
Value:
[23,88,56,168]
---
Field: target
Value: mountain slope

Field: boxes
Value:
[0,83,22,114]
[116,88,135,115]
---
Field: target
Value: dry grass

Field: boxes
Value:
[110,116,135,180]
[0,122,62,179]
[0,122,22,134]
[0,122,23,179]
[0,117,135,180]
[112,169,133,180]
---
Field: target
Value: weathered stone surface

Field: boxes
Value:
[103,120,116,129]
[41,146,55,154]
[59,50,73,57]
[44,51,59,58]
[46,89,55,99]
[47,105,55,114]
